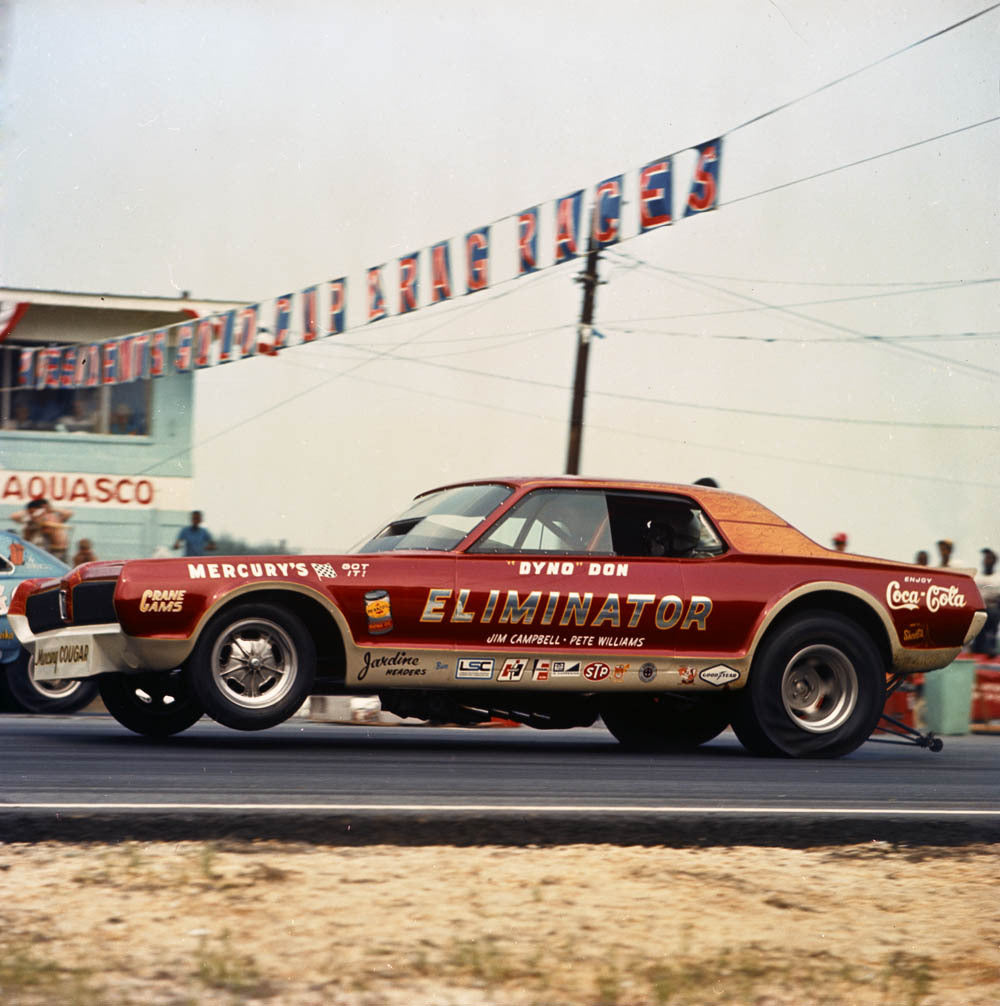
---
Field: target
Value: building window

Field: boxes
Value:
[1,345,151,436]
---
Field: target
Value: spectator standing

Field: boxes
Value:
[832,532,848,552]
[9,499,73,561]
[914,550,930,566]
[972,548,1000,656]
[173,511,216,557]
[936,539,969,569]
[72,539,98,566]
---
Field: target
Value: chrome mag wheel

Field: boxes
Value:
[209,617,299,710]
[780,644,859,734]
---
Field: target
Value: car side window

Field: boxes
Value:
[468,488,725,558]
[469,490,614,555]
[605,492,726,558]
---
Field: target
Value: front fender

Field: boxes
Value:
[121,580,355,673]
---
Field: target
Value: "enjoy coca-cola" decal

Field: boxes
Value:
[886,580,966,613]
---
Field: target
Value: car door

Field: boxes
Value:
[452,488,697,683]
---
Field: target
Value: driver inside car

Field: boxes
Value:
[645,510,702,557]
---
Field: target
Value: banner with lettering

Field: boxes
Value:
[12,137,723,386]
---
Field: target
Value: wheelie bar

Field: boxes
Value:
[869,673,944,752]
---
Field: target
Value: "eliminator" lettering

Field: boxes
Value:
[420,589,713,632]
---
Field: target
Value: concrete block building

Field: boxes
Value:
[1,289,241,561]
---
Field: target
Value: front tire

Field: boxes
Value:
[99,670,204,738]
[732,613,886,758]
[4,651,100,714]
[187,603,315,731]
[601,693,732,752]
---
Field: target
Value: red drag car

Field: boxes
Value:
[9,478,986,757]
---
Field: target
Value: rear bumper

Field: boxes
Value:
[964,610,988,647]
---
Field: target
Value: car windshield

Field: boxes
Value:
[355,483,513,553]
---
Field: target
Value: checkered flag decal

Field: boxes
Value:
[311,562,338,579]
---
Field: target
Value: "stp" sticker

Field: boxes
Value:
[583,662,611,682]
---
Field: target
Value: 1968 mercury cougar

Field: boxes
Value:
[9,477,986,757]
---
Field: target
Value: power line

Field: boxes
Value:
[608,251,1000,381]
[655,267,1000,289]
[296,343,1000,432]
[259,358,1000,490]
[595,323,1000,345]
[602,258,993,321]
[725,2,1000,136]
[723,115,1000,207]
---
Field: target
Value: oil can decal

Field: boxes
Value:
[364,590,393,635]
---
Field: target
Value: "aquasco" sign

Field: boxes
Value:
[1,470,192,510]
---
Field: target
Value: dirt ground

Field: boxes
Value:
[1,841,998,1005]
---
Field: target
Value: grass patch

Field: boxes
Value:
[446,936,516,985]
[197,842,221,882]
[881,951,936,1006]
[193,930,271,997]
[0,937,98,1004]
[594,962,622,1005]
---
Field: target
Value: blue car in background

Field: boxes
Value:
[0,529,99,714]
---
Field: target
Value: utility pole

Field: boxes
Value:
[564,235,601,475]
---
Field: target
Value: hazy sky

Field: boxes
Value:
[4,1,998,563]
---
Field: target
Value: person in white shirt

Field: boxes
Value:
[972,548,999,655]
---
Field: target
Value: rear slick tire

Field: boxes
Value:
[732,613,885,759]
